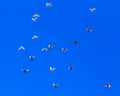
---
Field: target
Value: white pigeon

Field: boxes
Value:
[105,83,111,88]
[32,18,37,22]
[46,2,52,7]
[32,14,40,22]
[61,48,68,52]
[41,48,48,51]
[50,66,56,71]
[18,46,25,50]
[90,8,96,12]
[32,35,39,39]
[52,83,59,88]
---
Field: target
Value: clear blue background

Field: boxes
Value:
[0,0,120,95]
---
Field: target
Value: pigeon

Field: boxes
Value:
[32,14,40,22]
[48,44,53,50]
[68,66,73,70]
[86,28,93,32]
[29,56,35,60]
[46,2,52,7]
[18,46,25,50]
[50,66,56,71]
[21,69,29,73]
[90,8,96,12]
[41,48,48,51]
[105,83,111,88]
[73,40,78,44]
[53,83,59,88]
[32,35,39,39]
[61,48,68,52]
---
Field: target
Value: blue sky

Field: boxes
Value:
[0,0,120,96]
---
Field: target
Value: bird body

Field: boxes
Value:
[50,66,56,71]
[68,66,73,70]
[21,69,29,73]
[90,8,96,12]
[41,48,48,51]
[18,46,25,50]
[32,35,39,39]
[48,44,53,49]
[105,83,111,88]
[61,48,68,52]
[73,40,78,44]
[86,28,93,32]
[53,83,59,88]
[32,14,40,22]
[46,2,52,7]
[29,56,35,60]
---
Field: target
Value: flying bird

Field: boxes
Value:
[18,46,25,50]
[68,66,73,70]
[29,56,35,60]
[90,8,96,12]
[32,14,40,22]
[46,2,52,7]
[86,28,93,32]
[105,83,111,88]
[53,83,59,88]
[41,48,48,51]
[73,40,78,44]
[48,44,53,50]
[32,35,39,39]
[50,66,56,71]
[21,69,29,73]
[61,48,68,52]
